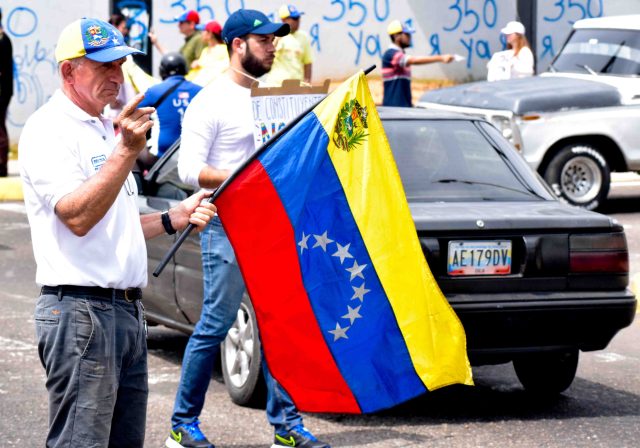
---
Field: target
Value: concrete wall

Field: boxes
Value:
[3,0,640,145]
[3,0,108,145]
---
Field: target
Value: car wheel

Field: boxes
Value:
[513,349,579,395]
[543,144,610,210]
[221,293,266,407]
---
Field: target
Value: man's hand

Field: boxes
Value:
[118,93,155,155]
[171,190,217,232]
[441,54,455,63]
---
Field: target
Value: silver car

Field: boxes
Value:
[418,15,640,211]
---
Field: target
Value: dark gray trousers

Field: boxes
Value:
[35,292,148,447]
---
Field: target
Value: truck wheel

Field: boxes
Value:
[221,293,266,407]
[543,144,610,210]
[513,349,579,395]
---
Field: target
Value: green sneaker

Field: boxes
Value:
[271,424,330,448]
[165,421,215,448]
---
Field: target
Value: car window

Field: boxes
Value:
[143,140,194,200]
[552,29,640,76]
[384,119,546,202]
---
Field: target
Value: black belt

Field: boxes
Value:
[41,285,142,303]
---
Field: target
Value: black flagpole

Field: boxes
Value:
[153,65,376,277]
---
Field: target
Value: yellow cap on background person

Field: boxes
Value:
[279,4,304,20]
[387,20,415,36]
[55,17,143,63]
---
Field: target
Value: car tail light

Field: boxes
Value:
[569,233,628,273]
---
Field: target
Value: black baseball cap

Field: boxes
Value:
[222,9,289,44]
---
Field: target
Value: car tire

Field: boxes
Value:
[543,144,610,210]
[513,349,579,395]
[221,293,266,407]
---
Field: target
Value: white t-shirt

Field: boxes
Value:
[178,74,256,187]
[487,47,534,81]
[19,90,148,289]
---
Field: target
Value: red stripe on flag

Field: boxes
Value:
[216,159,361,413]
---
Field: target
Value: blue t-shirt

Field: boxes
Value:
[140,75,202,157]
[382,46,412,107]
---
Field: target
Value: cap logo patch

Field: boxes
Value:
[85,25,109,47]
[253,19,263,27]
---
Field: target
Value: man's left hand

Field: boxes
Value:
[172,190,217,232]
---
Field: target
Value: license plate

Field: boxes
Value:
[447,240,512,276]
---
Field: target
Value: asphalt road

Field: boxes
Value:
[0,198,638,448]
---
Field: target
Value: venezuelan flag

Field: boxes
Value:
[216,72,473,413]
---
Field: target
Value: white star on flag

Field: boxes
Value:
[351,283,370,302]
[312,231,334,252]
[112,37,119,44]
[332,242,353,264]
[346,260,367,280]
[341,305,363,324]
[328,322,350,341]
[298,232,310,253]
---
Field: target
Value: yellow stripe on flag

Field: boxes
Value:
[313,72,473,390]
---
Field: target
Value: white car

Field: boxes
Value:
[418,15,640,210]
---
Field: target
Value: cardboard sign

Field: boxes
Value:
[251,79,330,149]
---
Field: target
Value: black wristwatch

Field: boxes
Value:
[161,211,177,235]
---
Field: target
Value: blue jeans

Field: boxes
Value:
[35,291,148,447]
[171,218,302,433]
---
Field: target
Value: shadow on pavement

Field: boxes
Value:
[598,196,640,215]
[147,325,640,426]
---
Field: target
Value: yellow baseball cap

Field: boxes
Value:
[387,20,415,36]
[55,17,143,63]
[279,4,304,20]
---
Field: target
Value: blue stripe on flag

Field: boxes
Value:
[258,113,427,412]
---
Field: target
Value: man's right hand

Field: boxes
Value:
[118,93,155,155]
[441,54,455,63]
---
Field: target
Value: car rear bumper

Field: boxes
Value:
[448,289,637,364]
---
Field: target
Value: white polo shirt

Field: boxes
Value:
[19,89,148,289]
[178,75,256,187]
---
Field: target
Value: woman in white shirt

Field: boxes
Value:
[487,21,534,81]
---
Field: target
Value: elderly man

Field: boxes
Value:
[172,9,330,448]
[19,18,216,447]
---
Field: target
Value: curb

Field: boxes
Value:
[0,159,23,202]
[0,176,23,202]
[630,273,640,300]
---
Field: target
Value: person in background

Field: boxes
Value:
[150,10,204,69]
[0,7,13,177]
[487,20,534,81]
[106,13,159,131]
[382,19,454,107]
[19,18,215,447]
[177,10,205,69]
[140,52,202,163]
[265,4,313,86]
[185,20,229,87]
[171,9,331,448]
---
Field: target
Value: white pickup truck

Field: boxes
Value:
[417,15,640,210]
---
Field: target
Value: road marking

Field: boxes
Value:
[0,203,27,214]
[0,336,36,351]
[147,372,181,384]
[593,352,627,363]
